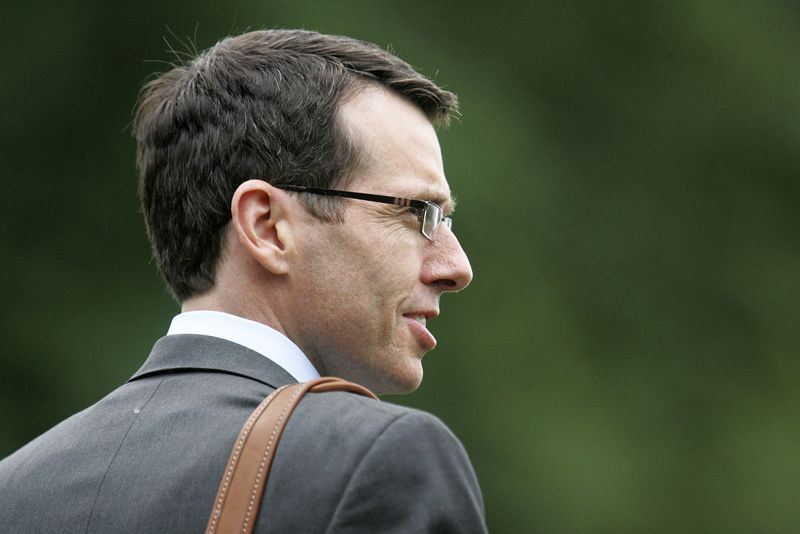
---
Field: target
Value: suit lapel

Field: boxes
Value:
[128,334,298,389]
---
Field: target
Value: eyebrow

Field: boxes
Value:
[415,189,457,215]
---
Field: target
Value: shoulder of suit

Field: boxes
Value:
[303,388,443,423]
[290,389,460,447]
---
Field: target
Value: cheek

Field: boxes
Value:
[362,246,420,301]
[303,221,423,315]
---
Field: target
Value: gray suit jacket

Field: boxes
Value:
[0,335,487,532]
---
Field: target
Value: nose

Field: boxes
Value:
[422,226,473,292]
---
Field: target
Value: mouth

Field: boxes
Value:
[402,310,439,350]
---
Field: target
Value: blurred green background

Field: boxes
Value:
[2,1,799,531]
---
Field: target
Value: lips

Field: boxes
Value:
[403,311,438,350]
[404,314,427,327]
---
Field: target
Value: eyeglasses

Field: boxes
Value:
[275,184,452,241]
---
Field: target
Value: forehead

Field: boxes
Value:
[339,86,454,210]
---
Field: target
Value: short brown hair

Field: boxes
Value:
[134,29,458,301]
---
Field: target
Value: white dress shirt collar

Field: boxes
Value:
[166,310,320,382]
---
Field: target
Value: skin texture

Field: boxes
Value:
[185,86,473,394]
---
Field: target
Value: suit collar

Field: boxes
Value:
[129,334,298,389]
[166,311,320,382]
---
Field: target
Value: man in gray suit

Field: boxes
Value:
[0,29,486,532]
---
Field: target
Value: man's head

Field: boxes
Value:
[134,29,472,393]
[135,29,457,300]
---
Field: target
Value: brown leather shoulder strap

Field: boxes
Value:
[206,377,378,534]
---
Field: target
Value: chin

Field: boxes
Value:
[371,366,424,396]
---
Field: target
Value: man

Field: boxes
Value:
[0,29,486,532]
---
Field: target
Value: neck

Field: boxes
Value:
[181,289,287,338]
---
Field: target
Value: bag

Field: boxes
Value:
[205,377,378,534]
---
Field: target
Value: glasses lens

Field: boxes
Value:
[422,203,442,240]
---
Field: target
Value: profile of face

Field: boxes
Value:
[286,87,473,395]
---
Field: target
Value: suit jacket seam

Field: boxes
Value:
[323,411,411,533]
[128,366,289,390]
[83,376,167,534]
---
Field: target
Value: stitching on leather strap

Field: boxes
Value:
[241,385,304,531]
[207,385,287,533]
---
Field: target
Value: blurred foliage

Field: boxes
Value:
[2,1,800,532]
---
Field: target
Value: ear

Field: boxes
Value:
[230,180,294,275]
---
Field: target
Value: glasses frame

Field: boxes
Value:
[275,184,452,241]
